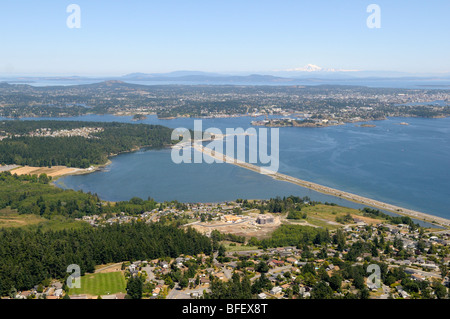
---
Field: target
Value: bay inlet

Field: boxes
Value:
[48,114,450,226]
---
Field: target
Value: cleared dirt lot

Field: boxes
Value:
[190,213,281,240]
[10,165,83,178]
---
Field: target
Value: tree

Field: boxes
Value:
[126,276,143,299]
[179,276,189,289]
[353,274,365,290]
[256,261,269,273]
[439,264,448,279]
[333,229,346,251]
[393,237,403,250]
[433,282,448,299]
[37,284,44,294]
[329,274,343,291]
[317,247,328,259]
[427,244,438,255]
[218,245,226,258]
[417,240,426,253]
[311,281,333,299]
[318,268,329,282]
[358,287,370,299]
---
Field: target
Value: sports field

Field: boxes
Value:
[69,271,127,297]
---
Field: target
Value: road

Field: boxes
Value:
[389,264,441,279]
[0,165,19,172]
[94,262,123,273]
[167,284,210,299]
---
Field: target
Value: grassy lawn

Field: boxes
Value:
[301,204,384,227]
[69,271,127,297]
[302,204,360,221]
[0,207,46,228]
[30,216,91,232]
[304,217,341,230]
[223,242,259,252]
[0,207,91,231]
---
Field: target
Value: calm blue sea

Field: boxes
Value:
[16,113,447,221]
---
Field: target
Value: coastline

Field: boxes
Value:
[191,143,450,229]
[33,139,450,229]
[50,142,174,183]
[4,117,446,228]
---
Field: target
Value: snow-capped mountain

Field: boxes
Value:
[283,64,359,73]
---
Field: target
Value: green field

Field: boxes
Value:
[223,242,259,252]
[0,207,91,231]
[301,204,384,228]
[0,207,45,228]
[69,271,127,297]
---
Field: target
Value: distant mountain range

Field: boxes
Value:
[1,65,450,87]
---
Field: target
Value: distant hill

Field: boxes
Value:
[2,69,450,86]
[119,72,292,83]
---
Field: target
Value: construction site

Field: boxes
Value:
[189,211,281,240]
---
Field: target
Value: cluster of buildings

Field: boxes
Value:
[28,127,104,138]
[115,220,449,300]
[12,282,64,300]
[9,197,450,300]
[7,220,450,299]
[77,201,252,228]
[1,127,105,141]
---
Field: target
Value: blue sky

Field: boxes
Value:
[0,0,449,76]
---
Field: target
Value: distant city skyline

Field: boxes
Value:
[0,1,449,76]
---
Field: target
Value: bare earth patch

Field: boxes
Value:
[189,214,281,240]
[10,166,83,178]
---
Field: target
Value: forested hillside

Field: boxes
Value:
[0,172,161,219]
[0,222,213,295]
[0,120,174,167]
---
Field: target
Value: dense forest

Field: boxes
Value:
[0,120,174,168]
[0,172,160,219]
[0,222,213,296]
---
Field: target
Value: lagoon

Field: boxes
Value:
[43,114,450,221]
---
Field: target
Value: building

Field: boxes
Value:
[270,286,282,295]
[256,215,274,225]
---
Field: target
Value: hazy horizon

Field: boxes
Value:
[1,1,449,76]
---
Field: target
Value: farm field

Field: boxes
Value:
[10,165,83,178]
[69,271,127,297]
[0,207,45,228]
[0,207,91,231]
[301,204,383,228]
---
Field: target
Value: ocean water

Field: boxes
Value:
[38,114,450,221]
[2,79,450,89]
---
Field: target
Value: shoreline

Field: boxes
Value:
[21,140,448,229]
[4,112,449,123]
[5,139,448,229]
[191,143,450,229]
